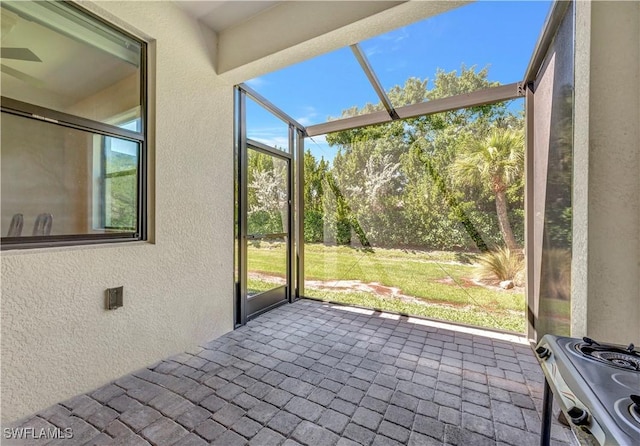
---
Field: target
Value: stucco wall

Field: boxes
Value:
[571,0,590,341]
[1,1,234,423]
[573,1,640,344]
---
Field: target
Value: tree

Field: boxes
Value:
[325,172,370,247]
[303,150,328,242]
[325,66,524,250]
[247,151,287,234]
[451,128,524,250]
[330,132,406,246]
[258,66,526,251]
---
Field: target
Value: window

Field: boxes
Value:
[1,0,146,249]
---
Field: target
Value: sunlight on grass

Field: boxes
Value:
[248,242,526,332]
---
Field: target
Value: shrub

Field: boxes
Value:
[478,247,524,284]
[304,210,324,243]
[335,218,351,245]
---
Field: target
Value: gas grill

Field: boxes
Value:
[535,335,640,445]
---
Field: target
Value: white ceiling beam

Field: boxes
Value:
[217,1,469,84]
[218,1,402,74]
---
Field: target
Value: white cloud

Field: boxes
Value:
[245,77,267,88]
[379,28,409,44]
[295,106,319,126]
[247,126,290,149]
[365,45,381,58]
[385,59,408,72]
[364,28,409,58]
[309,134,327,145]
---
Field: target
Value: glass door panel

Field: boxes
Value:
[244,146,291,318]
[247,234,287,297]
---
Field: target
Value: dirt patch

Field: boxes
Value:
[307,277,471,308]
[249,272,490,309]
[249,272,286,286]
[434,276,523,293]
[434,277,476,288]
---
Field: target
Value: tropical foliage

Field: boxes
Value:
[478,247,525,284]
[298,66,527,251]
[452,128,524,249]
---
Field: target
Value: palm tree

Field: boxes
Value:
[452,128,524,250]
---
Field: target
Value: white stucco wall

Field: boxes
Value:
[573,1,640,344]
[571,0,590,341]
[1,1,234,423]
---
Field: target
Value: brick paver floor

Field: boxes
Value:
[9,299,573,445]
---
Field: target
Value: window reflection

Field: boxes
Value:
[1,113,139,237]
[1,1,142,126]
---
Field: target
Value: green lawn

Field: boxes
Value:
[248,242,526,332]
[537,297,571,336]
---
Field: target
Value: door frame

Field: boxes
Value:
[244,141,291,320]
[234,85,306,327]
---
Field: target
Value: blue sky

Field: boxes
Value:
[246,1,551,159]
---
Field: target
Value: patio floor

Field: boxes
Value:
[13,299,572,445]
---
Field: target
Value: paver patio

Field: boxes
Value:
[9,299,572,445]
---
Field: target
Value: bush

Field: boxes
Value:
[335,218,351,245]
[248,211,282,235]
[478,247,524,284]
[304,210,324,243]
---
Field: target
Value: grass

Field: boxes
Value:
[537,297,571,336]
[248,242,526,332]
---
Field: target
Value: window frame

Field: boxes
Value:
[0,1,147,250]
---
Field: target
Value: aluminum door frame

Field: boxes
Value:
[235,86,304,326]
[244,141,291,321]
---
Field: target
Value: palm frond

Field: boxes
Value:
[453,128,524,190]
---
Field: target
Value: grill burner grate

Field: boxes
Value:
[592,351,640,371]
[575,343,640,371]
[631,403,640,425]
